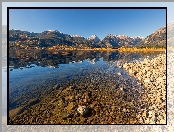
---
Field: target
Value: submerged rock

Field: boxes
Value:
[66,102,77,112]
[61,111,71,120]
[117,72,121,76]
[77,105,89,116]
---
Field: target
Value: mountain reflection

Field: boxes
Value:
[9,49,165,69]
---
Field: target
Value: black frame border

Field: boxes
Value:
[7,6,167,125]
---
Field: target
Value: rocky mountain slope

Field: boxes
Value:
[167,21,174,47]
[136,26,166,48]
[2,25,7,38]
[2,25,7,67]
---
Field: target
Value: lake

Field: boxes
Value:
[8,50,165,124]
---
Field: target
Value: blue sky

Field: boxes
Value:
[9,8,166,39]
[3,2,174,40]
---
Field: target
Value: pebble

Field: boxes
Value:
[117,72,121,76]
[66,102,76,112]
[61,112,71,120]
[77,106,89,116]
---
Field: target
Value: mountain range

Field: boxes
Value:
[102,34,144,48]
[8,25,167,49]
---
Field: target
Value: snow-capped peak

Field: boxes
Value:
[88,35,100,42]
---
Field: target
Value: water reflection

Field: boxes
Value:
[8,49,165,108]
[8,50,166,124]
[9,49,165,70]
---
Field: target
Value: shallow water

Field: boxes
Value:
[8,50,165,110]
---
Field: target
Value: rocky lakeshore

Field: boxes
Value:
[118,54,166,124]
[9,54,166,124]
[9,68,147,124]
